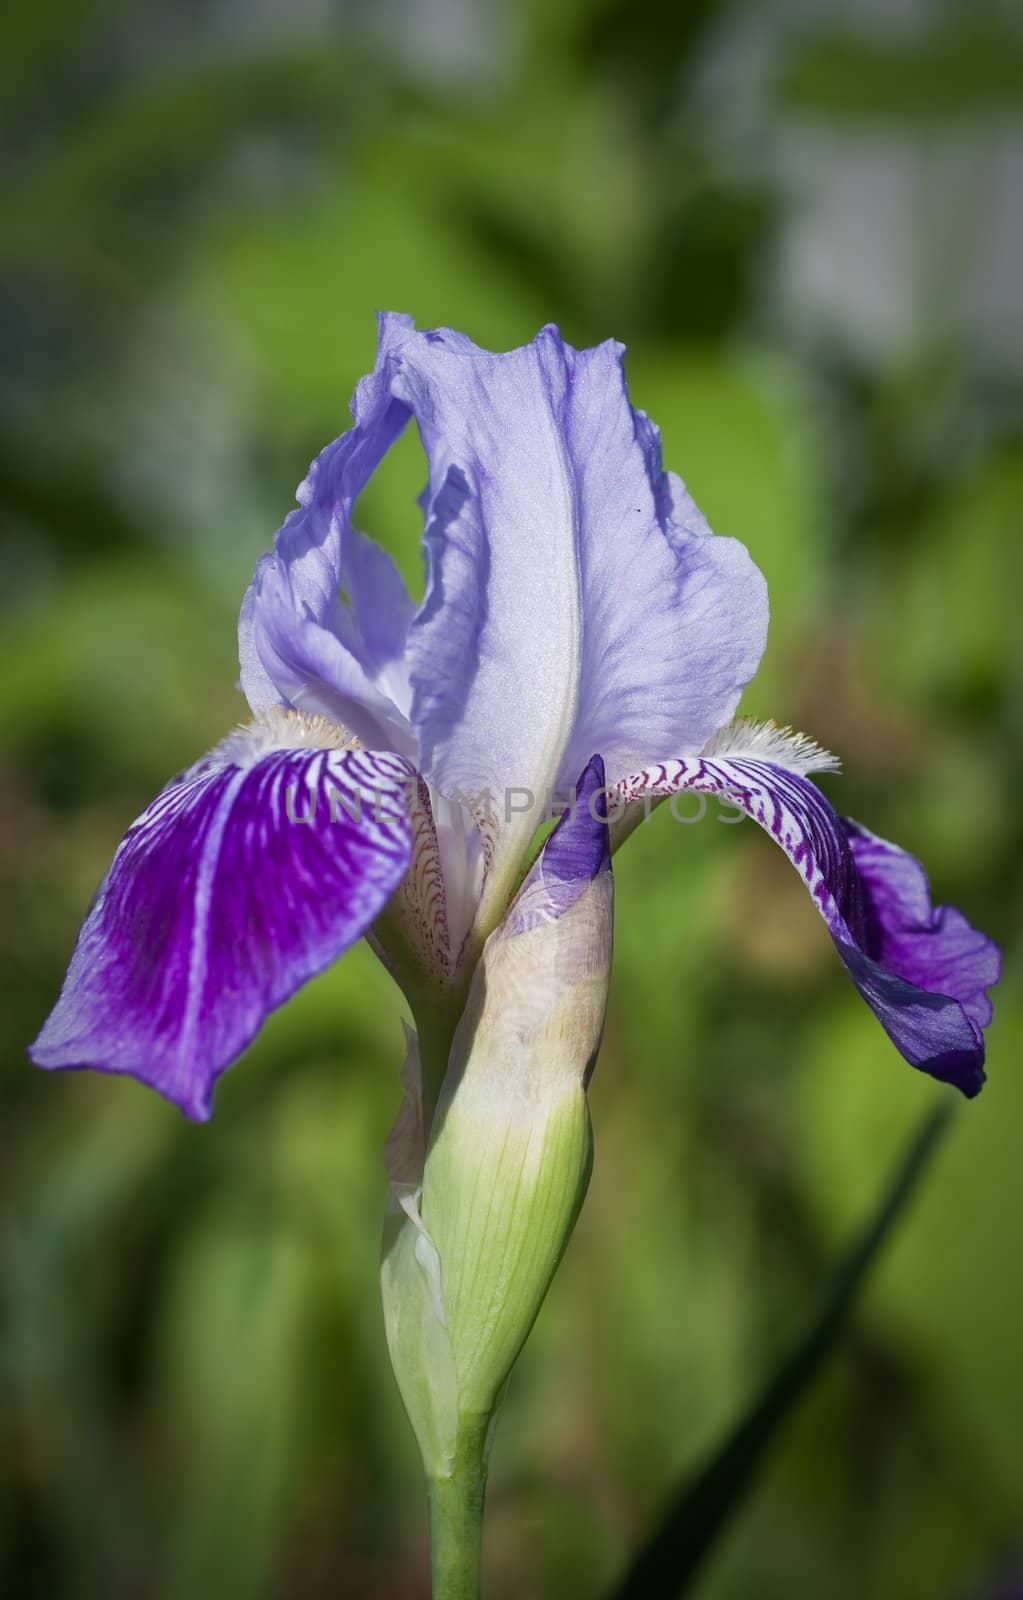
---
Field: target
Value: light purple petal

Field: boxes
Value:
[31,744,415,1120]
[241,554,412,752]
[396,325,767,815]
[239,313,417,750]
[619,756,1000,1095]
[240,316,766,923]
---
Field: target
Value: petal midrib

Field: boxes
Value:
[470,345,584,944]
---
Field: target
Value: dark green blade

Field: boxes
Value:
[604,1100,955,1600]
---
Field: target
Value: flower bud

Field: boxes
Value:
[381,758,613,1476]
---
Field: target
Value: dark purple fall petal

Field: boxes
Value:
[30,746,414,1120]
[618,757,999,1095]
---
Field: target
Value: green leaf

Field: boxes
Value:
[603,1100,956,1600]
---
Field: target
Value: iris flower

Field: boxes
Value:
[31,313,999,1117]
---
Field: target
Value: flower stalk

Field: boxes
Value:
[427,1415,492,1600]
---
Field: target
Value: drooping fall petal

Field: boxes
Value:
[618,742,999,1095]
[32,737,415,1119]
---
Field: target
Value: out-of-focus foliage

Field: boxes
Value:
[1,2,1020,1597]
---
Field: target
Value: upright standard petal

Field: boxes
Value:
[239,314,417,750]
[617,730,999,1094]
[238,316,766,930]
[31,727,415,1120]
[391,322,767,917]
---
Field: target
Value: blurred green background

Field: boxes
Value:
[1,1,1021,1596]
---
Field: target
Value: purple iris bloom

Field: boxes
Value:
[31,314,1000,1118]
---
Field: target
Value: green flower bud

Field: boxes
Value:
[381,782,613,1481]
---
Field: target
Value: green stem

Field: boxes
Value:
[427,1416,491,1600]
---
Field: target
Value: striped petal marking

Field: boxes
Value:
[31,718,415,1119]
[617,731,999,1096]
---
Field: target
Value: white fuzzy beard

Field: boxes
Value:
[701,717,841,777]
[209,708,360,771]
